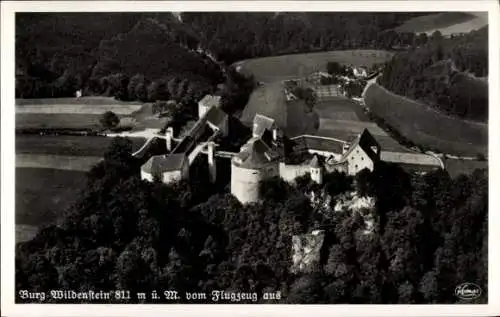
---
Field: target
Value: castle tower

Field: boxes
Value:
[207,141,217,183]
[165,127,173,152]
[310,155,323,184]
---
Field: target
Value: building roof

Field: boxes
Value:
[233,137,279,169]
[141,153,187,174]
[199,94,221,108]
[204,106,228,129]
[310,155,321,168]
[253,113,276,137]
[291,135,345,154]
[342,129,380,162]
[171,106,227,154]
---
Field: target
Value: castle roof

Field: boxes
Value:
[199,94,221,108]
[253,113,276,137]
[342,129,380,162]
[171,106,227,154]
[141,153,187,174]
[234,137,279,169]
[309,155,321,168]
[291,135,345,154]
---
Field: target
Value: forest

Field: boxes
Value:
[15,138,488,304]
[379,27,488,122]
[16,12,428,100]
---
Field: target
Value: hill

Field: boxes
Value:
[379,27,488,122]
[364,82,487,156]
[394,12,487,36]
[15,13,223,100]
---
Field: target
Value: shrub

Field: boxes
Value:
[100,111,120,130]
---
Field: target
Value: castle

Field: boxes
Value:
[140,94,381,204]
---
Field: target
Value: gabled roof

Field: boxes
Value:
[291,135,345,154]
[342,129,380,162]
[234,137,279,169]
[253,113,276,137]
[141,153,187,174]
[199,94,221,108]
[309,155,321,168]
[204,106,228,128]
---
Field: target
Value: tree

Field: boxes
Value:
[327,61,343,75]
[100,111,120,130]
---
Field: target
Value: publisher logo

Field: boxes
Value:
[455,283,482,300]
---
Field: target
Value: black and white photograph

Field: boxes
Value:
[1,1,499,316]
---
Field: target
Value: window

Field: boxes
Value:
[355,164,358,169]
[361,157,364,160]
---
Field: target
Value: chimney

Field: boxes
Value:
[207,141,217,183]
[342,143,350,155]
[166,127,173,151]
[272,128,278,141]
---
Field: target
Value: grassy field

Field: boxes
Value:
[16,135,146,156]
[394,12,488,36]
[16,154,102,171]
[16,167,88,227]
[364,83,488,156]
[313,97,413,152]
[16,113,104,130]
[15,98,166,131]
[16,96,143,106]
[237,49,393,83]
[15,135,147,244]
[16,104,142,115]
[241,82,288,127]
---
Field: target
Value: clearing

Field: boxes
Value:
[236,49,393,83]
[16,168,89,242]
[16,97,168,131]
[16,135,146,157]
[394,12,488,36]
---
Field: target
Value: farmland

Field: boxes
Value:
[364,83,488,156]
[15,135,147,243]
[16,168,89,242]
[313,97,413,153]
[16,113,104,130]
[236,49,393,83]
[393,12,488,36]
[15,97,152,130]
[16,135,146,157]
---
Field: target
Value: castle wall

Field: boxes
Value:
[162,170,184,184]
[307,149,342,160]
[231,162,279,204]
[279,162,310,183]
[141,170,153,182]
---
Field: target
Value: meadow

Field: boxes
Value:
[364,83,488,156]
[236,49,393,83]
[16,135,146,157]
[16,96,147,130]
[15,135,147,244]
[16,168,89,242]
[313,97,412,153]
[394,12,488,36]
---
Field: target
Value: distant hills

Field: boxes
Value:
[16,12,487,102]
[379,27,488,122]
